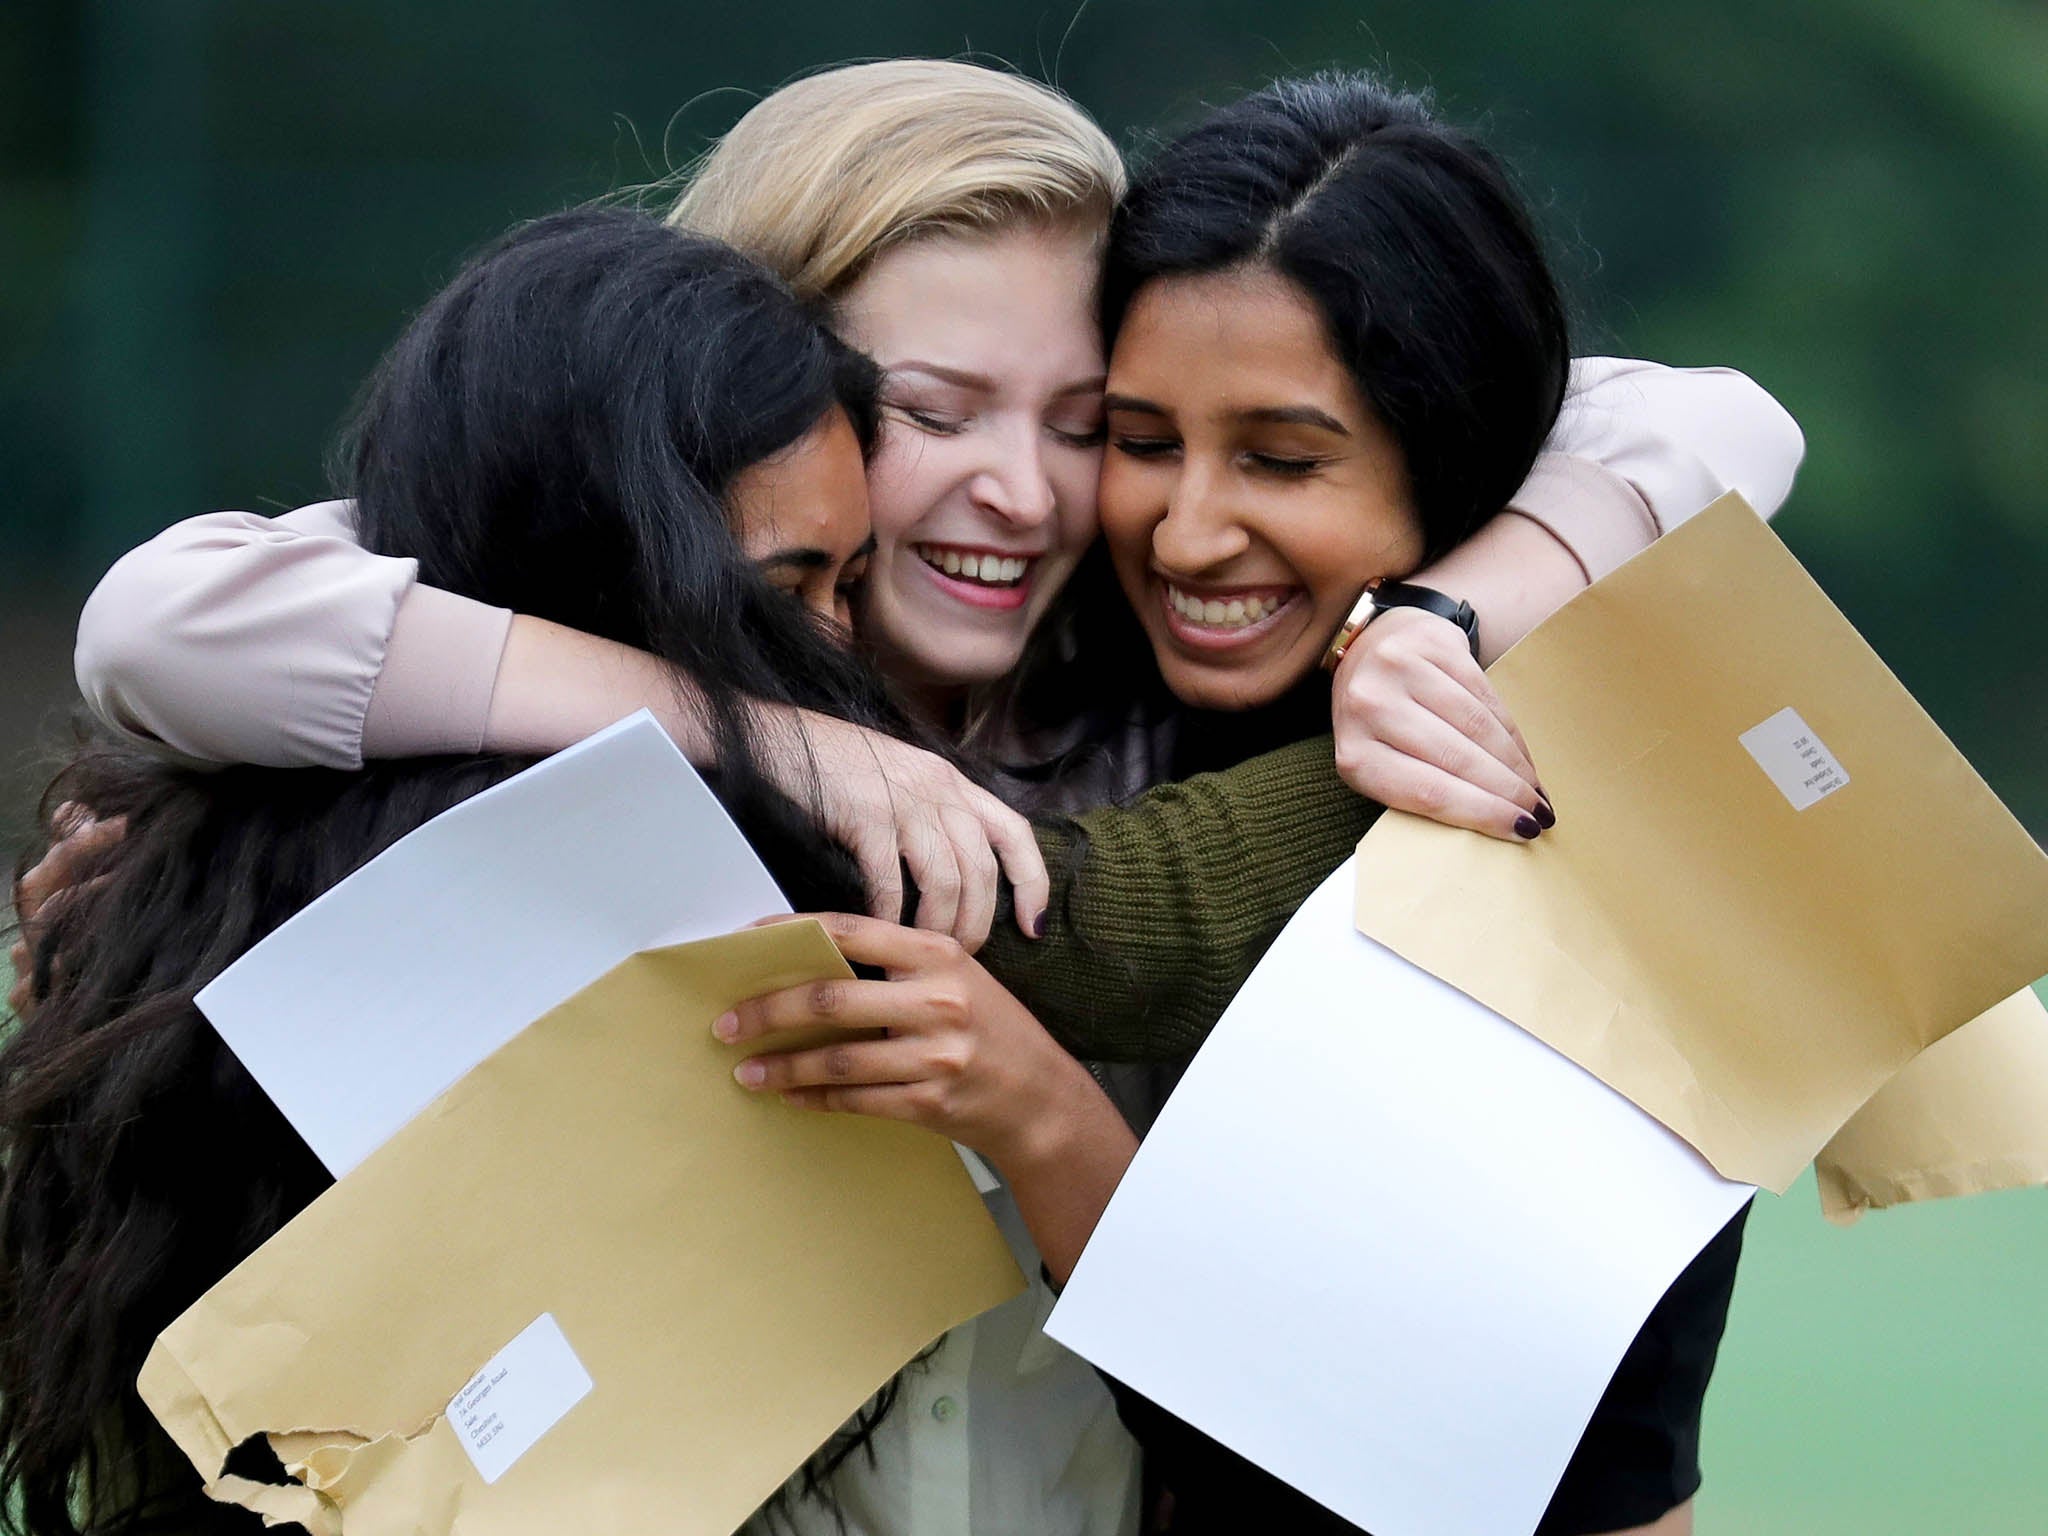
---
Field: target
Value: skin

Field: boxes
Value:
[834,222,1107,717]
[1098,263,1428,713]
[727,407,876,627]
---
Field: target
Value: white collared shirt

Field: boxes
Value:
[744,1178,1142,1536]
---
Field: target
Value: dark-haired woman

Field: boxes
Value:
[0,205,1120,1536]
[730,74,1751,1535]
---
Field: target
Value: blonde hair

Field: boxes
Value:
[665,59,1125,301]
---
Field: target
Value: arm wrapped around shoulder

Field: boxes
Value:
[983,735,1382,1063]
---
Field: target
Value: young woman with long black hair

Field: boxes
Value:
[0,206,949,1536]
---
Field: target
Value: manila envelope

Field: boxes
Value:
[140,920,1023,1536]
[1352,493,2048,1193]
[1814,985,2048,1222]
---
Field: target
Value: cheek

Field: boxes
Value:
[1047,449,1101,558]
[863,428,954,548]
[1282,490,1427,603]
[1096,458,1159,572]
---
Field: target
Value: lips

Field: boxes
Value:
[1155,579,1305,652]
[911,542,1041,612]
[914,543,1035,589]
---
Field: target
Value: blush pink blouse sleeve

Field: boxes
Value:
[74,500,512,768]
[72,358,1804,769]
[1507,357,1807,582]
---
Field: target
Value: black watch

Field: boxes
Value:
[1321,578,1482,671]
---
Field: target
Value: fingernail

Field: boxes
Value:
[1514,814,1542,840]
[711,1011,739,1041]
[1533,799,1556,830]
[1032,910,1049,939]
[733,1059,766,1088]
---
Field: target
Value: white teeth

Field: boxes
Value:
[915,545,1031,587]
[1167,584,1288,629]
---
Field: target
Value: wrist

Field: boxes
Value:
[993,1059,1127,1180]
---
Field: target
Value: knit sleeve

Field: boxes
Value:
[983,734,1383,1062]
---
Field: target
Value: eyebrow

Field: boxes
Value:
[891,361,1106,399]
[1105,394,1350,437]
[757,534,877,573]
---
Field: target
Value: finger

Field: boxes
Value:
[797,911,958,973]
[1421,651,1542,796]
[980,796,1050,941]
[1394,664,1544,809]
[775,1082,940,1125]
[7,940,32,1016]
[901,820,963,941]
[938,805,998,954]
[1371,707,1544,816]
[1351,744,1546,842]
[20,816,131,922]
[848,827,905,925]
[717,973,945,1045]
[733,1035,933,1092]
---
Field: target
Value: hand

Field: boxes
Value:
[763,710,1049,953]
[8,804,128,1016]
[716,912,1099,1173]
[1330,607,1553,841]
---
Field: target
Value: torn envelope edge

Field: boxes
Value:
[1813,984,2048,1223]
[137,1339,353,1535]
[136,919,1024,1536]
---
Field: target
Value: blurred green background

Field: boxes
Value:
[3,2,2043,1531]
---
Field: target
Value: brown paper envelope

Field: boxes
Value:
[1352,494,2048,1192]
[1815,986,2048,1222]
[139,920,1024,1536]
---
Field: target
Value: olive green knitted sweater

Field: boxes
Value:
[981,735,1383,1063]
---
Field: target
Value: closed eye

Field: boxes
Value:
[888,403,967,435]
[1111,435,1179,459]
[1245,452,1328,477]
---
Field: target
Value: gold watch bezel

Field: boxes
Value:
[1320,578,1387,672]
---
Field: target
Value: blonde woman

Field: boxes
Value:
[70,60,1803,1534]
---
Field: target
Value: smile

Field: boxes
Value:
[914,543,1036,588]
[1157,580,1304,650]
[912,542,1039,612]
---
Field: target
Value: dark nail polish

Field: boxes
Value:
[1032,910,1050,939]
[1514,814,1542,840]
[1533,798,1556,829]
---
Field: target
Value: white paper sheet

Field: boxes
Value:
[1047,860,1755,1536]
[196,713,790,1175]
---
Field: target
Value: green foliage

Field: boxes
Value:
[2,0,2042,836]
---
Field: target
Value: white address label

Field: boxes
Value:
[449,1313,593,1485]
[1740,707,1850,811]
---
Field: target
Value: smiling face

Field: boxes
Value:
[1098,264,1425,711]
[727,406,875,633]
[834,222,1106,699]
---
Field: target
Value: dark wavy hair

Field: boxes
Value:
[0,208,913,1535]
[1103,71,1572,561]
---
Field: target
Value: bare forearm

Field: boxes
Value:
[481,615,717,762]
[996,1077,1138,1286]
[1410,510,1587,666]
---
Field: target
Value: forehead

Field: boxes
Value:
[837,223,1104,379]
[728,410,871,554]
[1110,266,1362,418]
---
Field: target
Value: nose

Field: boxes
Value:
[966,418,1057,531]
[1149,461,1249,576]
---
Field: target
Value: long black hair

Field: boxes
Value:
[0,209,917,1534]
[342,205,909,886]
[1104,71,1571,562]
